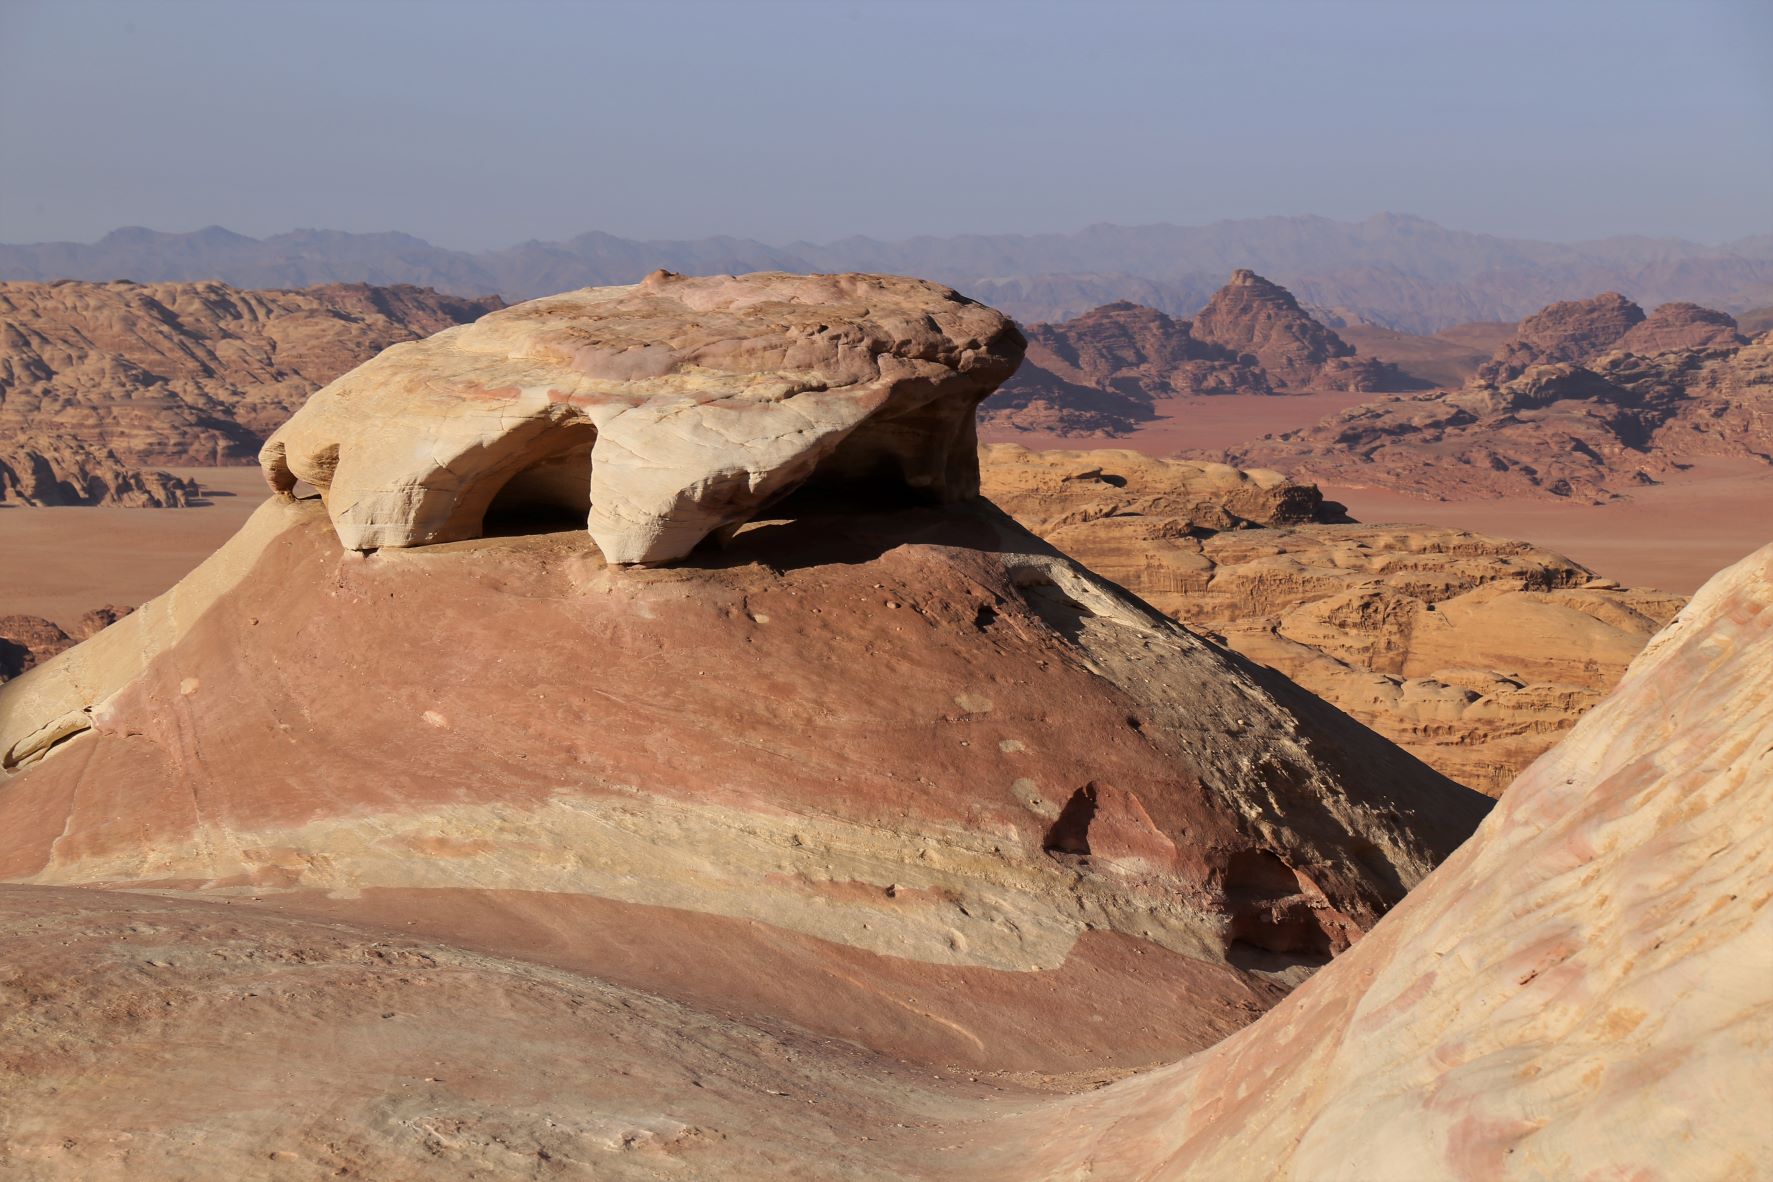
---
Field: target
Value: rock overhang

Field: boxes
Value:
[261,269,1027,565]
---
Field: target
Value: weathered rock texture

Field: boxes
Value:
[262,270,1027,564]
[0,278,502,500]
[1475,291,1648,383]
[985,541,1773,1180]
[0,438,197,506]
[982,445,1685,792]
[1225,295,1772,501]
[1191,269,1399,392]
[0,490,1489,1080]
[988,272,1404,435]
[0,606,128,682]
[0,537,1759,1182]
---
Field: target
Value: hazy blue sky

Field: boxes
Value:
[2,0,1769,248]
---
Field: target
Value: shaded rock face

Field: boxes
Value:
[0,278,503,484]
[981,446,1685,793]
[263,270,1027,565]
[988,542,1773,1181]
[988,273,1403,435]
[1225,294,1773,501]
[0,492,1489,1078]
[0,438,198,506]
[1476,291,1647,383]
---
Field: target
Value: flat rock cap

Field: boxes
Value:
[262,270,1025,564]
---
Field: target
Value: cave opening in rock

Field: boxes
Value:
[480,442,596,538]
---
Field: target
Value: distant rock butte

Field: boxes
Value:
[0,438,197,507]
[1226,294,1772,501]
[264,270,1026,564]
[982,445,1685,792]
[988,271,1406,436]
[989,541,1773,1180]
[0,277,503,503]
[1476,291,1647,383]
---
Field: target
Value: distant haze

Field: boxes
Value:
[1,0,1770,249]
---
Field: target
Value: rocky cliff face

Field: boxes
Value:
[1475,291,1647,383]
[981,446,1684,793]
[1227,294,1772,501]
[989,272,1404,434]
[0,278,503,501]
[0,439,198,506]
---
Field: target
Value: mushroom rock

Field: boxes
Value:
[260,270,1026,565]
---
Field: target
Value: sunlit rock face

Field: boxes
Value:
[261,269,1026,565]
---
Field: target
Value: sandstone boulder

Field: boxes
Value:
[261,271,1027,564]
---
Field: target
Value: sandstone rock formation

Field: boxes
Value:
[1191,269,1398,392]
[982,445,1685,792]
[988,541,1773,1180]
[0,606,127,681]
[0,438,197,506]
[1475,291,1647,383]
[0,536,1760,1182]
[0,278,502,478]
[262,270,1026,564]
[988,273,1404,435]
[1226,295,1772,501]
[0,479,1489,1083]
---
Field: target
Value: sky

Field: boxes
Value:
[1,0,1769,250]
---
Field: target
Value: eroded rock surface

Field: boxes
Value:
[0,491,1488,1079]
[988,272,1404,435]
[986,541,1773,1180]
[0,439,197,507]
[0,278,502,478]
[262,270,1027,564]
[982,445,1684,792]
[0,606,127,682]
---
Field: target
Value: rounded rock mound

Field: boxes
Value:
[260,270,1026,564]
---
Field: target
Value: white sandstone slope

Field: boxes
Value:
[981,541,1773,1180]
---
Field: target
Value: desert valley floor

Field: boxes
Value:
[5,420,1764,632]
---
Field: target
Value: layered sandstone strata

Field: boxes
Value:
[0,486,1488,1079]
[982,445,1684,792]
[262,270,1027,564]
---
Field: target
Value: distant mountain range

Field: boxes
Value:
[5,213,1771,333]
